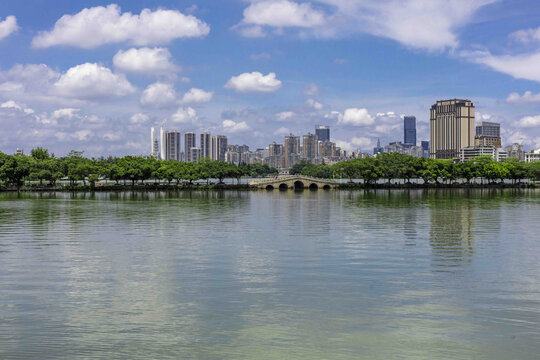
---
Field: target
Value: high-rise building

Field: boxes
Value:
[430,99,475,159]
[421,141,430,158]
[269,142,283,156]
[184,132,196,162]
[190,147,201,163]
[212,135,228,161]
[303,133,318,159]
[404,116,416,145]
[505,143,525,161]
[161,129,181,161]
[150,127,160,159]
[284,134,300,167]
[319,141,336,157]
[315,125,330,142]
[200,132,211,159]
[476,121,500,137]
[373,138,384,154]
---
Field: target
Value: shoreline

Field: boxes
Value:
[0,182,536,192]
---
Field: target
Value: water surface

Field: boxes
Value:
[1,189,539,359]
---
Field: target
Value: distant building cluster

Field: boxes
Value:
[150,125,350,169]
[145,98,540,167]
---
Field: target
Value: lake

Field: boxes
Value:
[0,189,539,359]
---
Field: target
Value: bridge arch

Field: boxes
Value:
[323,184,331,190]
[293,181,305,190]
[265,185,274,190]
[309,183,319,190]
[279,183,288,191]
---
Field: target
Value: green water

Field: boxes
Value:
[0,189,539,359]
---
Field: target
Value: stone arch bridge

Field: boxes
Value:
[250,175,337,190]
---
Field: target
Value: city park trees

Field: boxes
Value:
[1,147,540,189]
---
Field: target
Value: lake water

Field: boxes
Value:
[1,189,539,359]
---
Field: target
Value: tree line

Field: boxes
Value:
[1,149,540,189]
[0,148,278,189]
[292,153,540,184]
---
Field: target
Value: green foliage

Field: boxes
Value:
[1,148,539,189]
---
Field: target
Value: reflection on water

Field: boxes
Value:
[0,189,539,359]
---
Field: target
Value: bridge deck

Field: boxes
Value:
[250,176,337,189]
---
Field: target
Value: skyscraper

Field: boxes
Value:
[161,130,181,161]
[430,99,475,159]
[200,132,211,159]
[404,116,416,145]
[303,132,318,159]
[269,142,283,156]
[212,135,228,161]
[475,121,502,147]
[315,125,330,142]
[373,138,384,154]
[284,134,300,167]
[150,127,159,159]
[184,132,196,162]
[190,147,201,163]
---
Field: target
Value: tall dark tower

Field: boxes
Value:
[404,116,416,146]
[315,125,330,142]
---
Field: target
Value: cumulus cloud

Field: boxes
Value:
[140,82,176,107]
[0,15,18,41]
[242,0,326,28]
[53,63,135,99]
[509,27,540,44]
[506,91,540,104]
[52,108,80,119]
[225,71,282,93]
[236,0,494,51]
[517,115,540,128]
[335,137,374,152]
[462,50,540,83]
[181,88,213,104]
[306,98,323,110]
[236,25,267,38]
[171,107,197,124]
[274,126,290,135]
[275,111,295,121]
[113,47,178,75]
[336,108,374,126]
[130,113,149,124]
[1,100,35,114]
[32,4,210,48]
[222,119,251,132]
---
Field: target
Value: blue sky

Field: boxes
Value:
[1,0,540,156]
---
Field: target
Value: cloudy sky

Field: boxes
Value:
[1,0,540,156]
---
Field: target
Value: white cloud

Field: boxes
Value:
[335,137,374,152]
[52,108,80,119]
[140,82,176,107]
[509,27,540,44]
[306,98,323,110]
[275,111,295,121]
[181,88,213,104]
[53,63,135,99]
[171,107,197,124]
[222,119,251,132]
[506,91,540,104]
[1,100,34,114]
[517,115,540,128]
[225,72,282,93]
[32,4,210,48]
[303,83,319,96]
[0,15,18,41]
[336,108,374,126]
[463,50,540,83]
[237,0,494,51]
[242,0,325,28]
[130,113,149,124]
[113,47,178,75]
[72,129,92,141]
[274,126,290,135]
[236,25,267,38]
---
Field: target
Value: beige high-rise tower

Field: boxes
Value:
[430,99,475,159]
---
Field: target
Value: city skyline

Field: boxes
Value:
[1,1,540,157]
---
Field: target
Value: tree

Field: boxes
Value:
[0,155,31,189]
